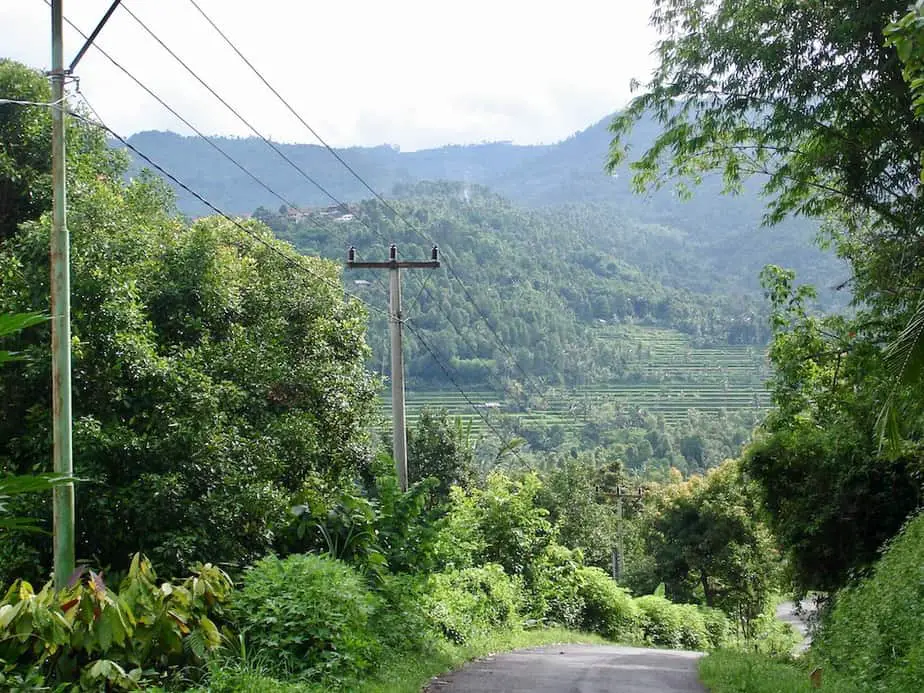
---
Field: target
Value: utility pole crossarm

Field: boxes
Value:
[345,244,440,491]
[347,244,440,270]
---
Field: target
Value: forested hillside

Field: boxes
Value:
[254,183,775,388]
[122,115,847,304]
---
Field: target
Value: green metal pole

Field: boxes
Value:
[51,0,75,589]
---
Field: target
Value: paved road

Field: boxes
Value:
[776,599,817,654]
[425,644,706,693]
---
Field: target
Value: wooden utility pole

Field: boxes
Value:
[347,244,439,490]
[611,486,644,581]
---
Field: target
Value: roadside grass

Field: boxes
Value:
[698,650,856,693]
[196,627,611,693]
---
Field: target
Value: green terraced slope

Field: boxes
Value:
[381,326,770,435]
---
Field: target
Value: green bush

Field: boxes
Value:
[744,610,801,656]
[370,573,435,655]
[632,594,717,649]
[634,595,685,648]
[674,603,711,650]
[231,554,378,684]
[531,544,585,629]
[0,554,230,690]
[815,510,924,692]
[698,605,733,649]
[575,567,640,642]
[423,564,523,644]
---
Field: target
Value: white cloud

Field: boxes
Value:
[1,0,657,150]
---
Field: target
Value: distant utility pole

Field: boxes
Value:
[347,244,440,491]
[611,486,644,581]
[50,0,123,589]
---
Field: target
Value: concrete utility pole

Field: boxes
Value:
[347,244,440,491]
[50,0,75,589]
[49,0,123,589]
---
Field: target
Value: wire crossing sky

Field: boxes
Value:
[2,0,657,151]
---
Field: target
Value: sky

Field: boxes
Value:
[2,0,658,152]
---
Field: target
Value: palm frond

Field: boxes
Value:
[0,312,48,338]
[878,289,924,452]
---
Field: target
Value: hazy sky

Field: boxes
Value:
[2,0,658,151]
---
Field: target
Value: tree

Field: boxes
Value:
[610,0,922,224]
[0,95,377,580]
[0,59,122,242]
[0,312,73,535]
[744,267,924,592]
[610,0,924,593]
[645,460,781,638]
[407,409,476,500]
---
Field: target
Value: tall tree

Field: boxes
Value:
[608,0,924,308]
[0,64,377,581]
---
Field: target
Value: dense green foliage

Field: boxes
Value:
[0,63,378,582]
[423,564,523,644]
[742,267,924,592]
[614,0,924,597]
[700,513,924,692]
[257,185,774,390]
[0,555,231,690]
[231,554,379,684]
[0,48,869,693]
[814,510,924,691]
[643,461,781,637]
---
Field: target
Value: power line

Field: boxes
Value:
[48,1,303,216]
[72,95,507,450]
[184,0,431,255]
[73,93,389,319]
[68,0,585,429]
[403,321,529,469]
[182,0,546,393]
[116,0,409,309]
[118,2,345,210]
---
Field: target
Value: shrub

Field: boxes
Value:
[531,544,585,628]
[698,605,733,649]
[423,564,523,644]
[674,603,711,650]
[370,573,435,655]
[575,567,640,642]
[0,554,231,690]
[815,510,924,692]
[231,554,378,684]
[634,595,687,648]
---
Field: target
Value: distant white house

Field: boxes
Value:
[334,213,355,222]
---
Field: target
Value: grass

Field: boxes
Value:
[699,650,857,693]
[698,650,855,693]
[194,627,611,693]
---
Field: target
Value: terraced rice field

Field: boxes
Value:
[382,326,771,435]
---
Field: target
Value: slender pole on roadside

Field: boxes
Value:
[50,0,75,589]
[348,244,440,490]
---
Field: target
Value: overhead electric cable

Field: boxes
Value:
[73,93,389,318]
[181,0,544,392]
[403,321,529,468]
[48,2,305,216]
[119,2,349,216]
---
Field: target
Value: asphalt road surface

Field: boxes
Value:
[425,644,706,693]
[776,599,817,653]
